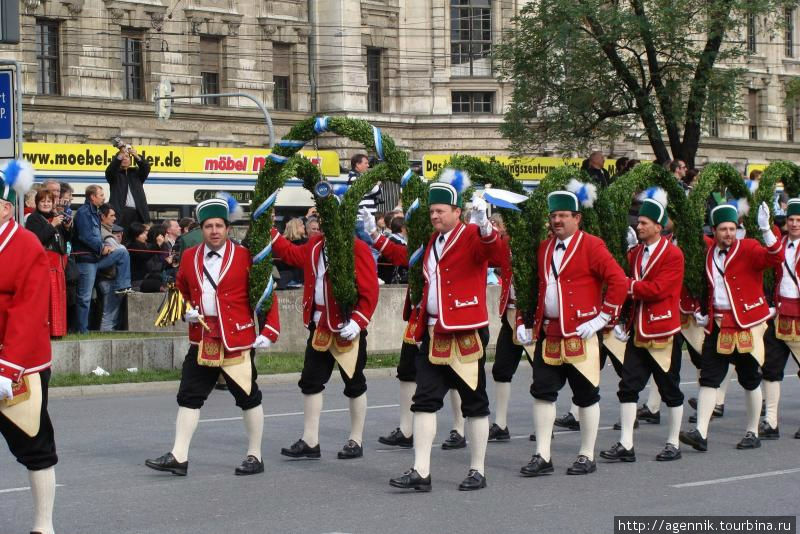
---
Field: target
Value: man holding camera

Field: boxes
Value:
[105,139,151,228]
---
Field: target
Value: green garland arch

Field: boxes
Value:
[762,160,800,198]
[245,116,407,318]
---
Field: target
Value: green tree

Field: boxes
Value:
[495,0,796,167]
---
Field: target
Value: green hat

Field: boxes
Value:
[710,204,738,227]
[787,198,800,217]
[547,190,579,212]
[0,176,16,205]
[196,198,230,224]
[428,182,461,208]
[639,198,668,226]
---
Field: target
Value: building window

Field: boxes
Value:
[709,108,719,138]
[788,115,795,142]
[121,31,144,100]
[272,43,291,111]
[747,13,757,53]
[452,91,494,113]
[748,89,759,140]
[367,48,382,112]
[35,20,60,95]
[450,0,492,77]
[200,37,222,106]
[787,9,795,57]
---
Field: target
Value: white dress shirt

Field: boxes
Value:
[780,238,800,299]
[544,233,575,319]
[425,228,454,325]
[313,245,327,323]
[712,246,731,310]
[639,240,658,275]
[202,244,224,316]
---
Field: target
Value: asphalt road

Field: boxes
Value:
[2,358,800,534]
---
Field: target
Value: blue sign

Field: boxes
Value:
[0,71,11,139]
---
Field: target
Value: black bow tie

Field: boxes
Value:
[438,235,446,244]
[789,242,795,249]
[556,243,566,251]
[718,249,728,256]
[206,250,220,259]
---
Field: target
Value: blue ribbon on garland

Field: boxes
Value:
[252,241,273,265]
[372,125,384,161]
[276,140,306,149]
[404,198,419,220]
[400,168,414,188]
[314,116,331,134]
[408,246,424,267]
[255,276,275,315]
[252,190,280,220]
[268,153,288,164]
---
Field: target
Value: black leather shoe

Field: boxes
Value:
[235,455,264,475]
[656,443,682,461]
[337,439,363,459]
[378,428,413,448]
[520,453,554,477]
[637,405,661,424]
[599,442,636,462]
[441,430,467,450]
[145,452,187,476]
[489,423,510,442]
[759,420,780,440]
[713,404,724,417]
[566,454,596,475]
[529,433,536,441]
[688,397,697,410]
[795,427,800,439]
[613,419,639,430]
[458,469,487,491]
[679,429,708,452]
[280,439,321,459]
[736,431,761,449]
[389,468,432,492]
[554,412,580,430]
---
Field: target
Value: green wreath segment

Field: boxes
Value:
[245,116,408,320]
[399,170,431,308]
[762,160,800,199]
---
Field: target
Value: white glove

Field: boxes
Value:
[693,311,709,327]
[575,312,610,340]
[0,375,13,401]
[613,323,630,342]
[516,324,533,345]
[253,335,272,350]
[359,207,377,237]
[757,201,771,231]
[339,319,361,341]
[184,307,201,324]
[469,193,491,235]
[769,307,776,319]
[626,226,638,250]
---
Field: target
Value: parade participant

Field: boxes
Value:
[0,160,58,534]
[680,201,783,452]
[145,196,279,476]
[271,208,379,461]
[516,181,627,476]
[600,190,685,462]
[362,208,466,451]
[760,198,800,439]
[389,170,504,492]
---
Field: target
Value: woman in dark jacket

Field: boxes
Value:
[25,189,69,337]
[124,222,165,292]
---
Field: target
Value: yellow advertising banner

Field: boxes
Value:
[423,154,617,181]
[22,143,342,177]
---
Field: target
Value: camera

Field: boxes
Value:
[112,136,124,149]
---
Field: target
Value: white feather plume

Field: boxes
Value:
[566,178,597,208]
[637,186,668,208]
[439,168,471,193]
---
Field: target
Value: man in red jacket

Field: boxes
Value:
[271,214,379,461]
[600,192,685,463]
[0,169,57,534]
[145,197,280,477]
[516,183,627,477]
[680,201,783,452]
[390,176,504,492]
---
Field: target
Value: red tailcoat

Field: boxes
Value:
[494,235,513,316]
[627,237,684,338]
[704,237,783,333]
[271,231,379,331]
[374,234,415,321]
[520,231,627,337]
[176,239,280,350]
[0,221,52,382]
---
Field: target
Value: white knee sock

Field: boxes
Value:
[170,407,200,463]
[695,386,717,439]
[533,399,556,462]
[619,402,637,449]
[494,382,512,429]
[449,389,465,434]
[467,416,489,474]
[348,393,367,446]
[413,412,436,478]
[666,405,683,446]
[745,387,763,435]
[763,379,780,428]
[399,381,416,437]
[242,405,264,460]
[646,379,661,414]
[717,365,735,405]
[29,467,55,534]
[301,392,323,448]
[570,402,580,421]
[578,403,600,460]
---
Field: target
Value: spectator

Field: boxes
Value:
[59,182,79,331]
[749,169,763,181]
[105,142,151,227]
[25,189,69,338]
[669,159,689,191]
[125,221,162,291]
[178,217,194,235]
[306,216,321,238]
[586,151,611,187]
[349,153,382,263]
[74,185,132,333]
[614,157,630,178]
[684,168,699,191]
[275,217,306,289]
[41,179,61,205]
[378,216,408,284]
[161,218,181,279]
[96,203,124,331]
[23,188,37,221]
[173,217,201,266]
[625,158,641,173]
